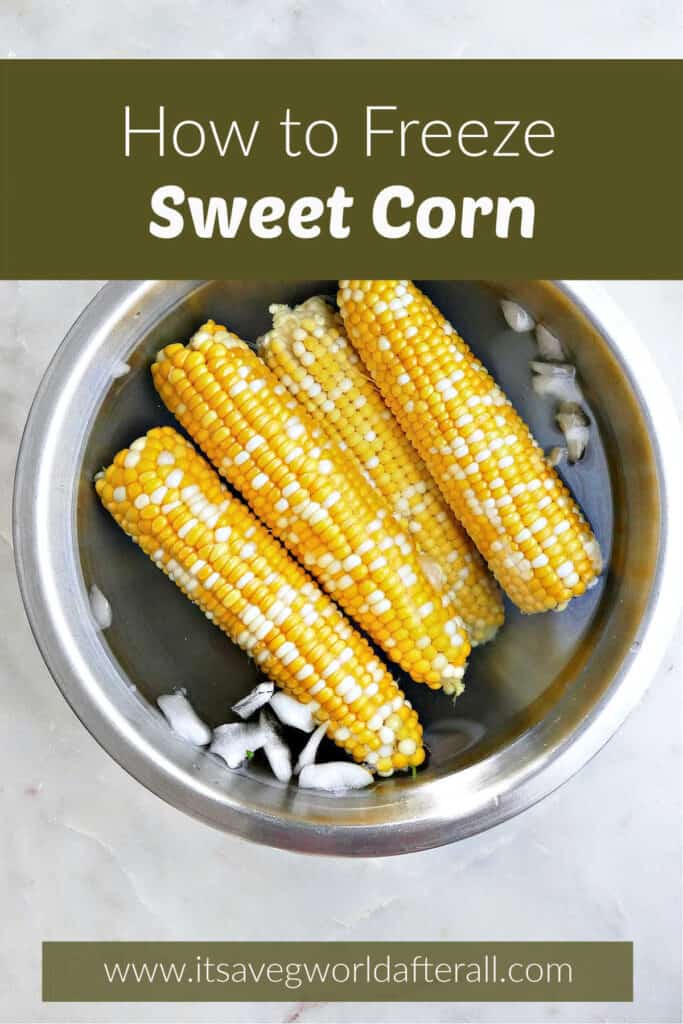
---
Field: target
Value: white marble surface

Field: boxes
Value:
[1,281,681,1024]
[1,0,681,58]
[1,4,683,1023]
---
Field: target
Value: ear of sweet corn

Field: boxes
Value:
[95,426,424,775]
[338,281,602,614]
[152,322,470,693]
[258,297,504,645]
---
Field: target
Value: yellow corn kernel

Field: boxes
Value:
[258,297,503,644]
[96,426,423,774]
[338,281,602,614]
[152,322,470,693]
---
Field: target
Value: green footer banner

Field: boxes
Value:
[43,941,633,1002]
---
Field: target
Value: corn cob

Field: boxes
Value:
[338,281,602,614]
[95,427,424,775]
[152,322,470,693]
[258,297,504,645]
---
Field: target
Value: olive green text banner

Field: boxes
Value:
[42,941,632,1002]
[1,60,681,278]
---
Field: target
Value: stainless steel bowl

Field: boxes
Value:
[13,281,682,855]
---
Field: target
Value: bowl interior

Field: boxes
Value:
[76,281,658,797]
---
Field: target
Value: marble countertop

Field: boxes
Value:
[1,4,682,1023]
[2,280,680,1024]
[1,0,681,58]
